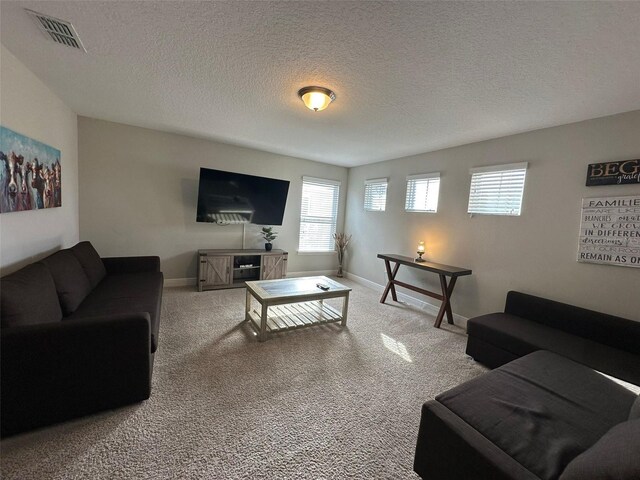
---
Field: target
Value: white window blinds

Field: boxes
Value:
[467,162,528,216]
[364,178,388,211]
[405,173,440,212]
[299,176,340,252]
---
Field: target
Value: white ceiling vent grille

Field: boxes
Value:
[26,9,86,52]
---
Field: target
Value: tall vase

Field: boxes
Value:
[337,249,344,277]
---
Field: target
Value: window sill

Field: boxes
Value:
[296,251,337,256]
[468,212,521,217]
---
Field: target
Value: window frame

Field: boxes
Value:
[404,172,441,213]
[297,176,341,253]
[364,178,388,212]
[467,162,528,216]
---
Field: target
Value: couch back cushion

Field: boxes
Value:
[504,291,640,355]
[39,250,92,316]
[559,419,640,480]
[0,263,63,328]
[70,241,106,288]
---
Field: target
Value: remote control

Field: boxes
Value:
[316,283,330,291]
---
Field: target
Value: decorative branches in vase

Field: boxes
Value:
[333,232,352,278]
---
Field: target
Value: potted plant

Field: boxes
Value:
[333,232,352,277]
[260,226,277,251]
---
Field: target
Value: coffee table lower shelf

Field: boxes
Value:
[247,301,343,335]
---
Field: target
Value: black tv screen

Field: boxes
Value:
[196,168,290,225]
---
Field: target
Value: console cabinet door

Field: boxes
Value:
[200,255,231,289]
[261,254,286,280]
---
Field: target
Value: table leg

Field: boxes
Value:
[245,288,251,321]
[444,276,457,324]
[380,261,400,303]
[434,275,458,328]
[259,303,268,342]
[341,291,350,326]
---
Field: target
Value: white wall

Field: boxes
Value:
[0,44,79,274]
[345,111,640,321]
[78,117,348,280]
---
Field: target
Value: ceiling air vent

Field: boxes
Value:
[25,9,86,52]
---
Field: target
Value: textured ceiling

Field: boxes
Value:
[1,1,640,167]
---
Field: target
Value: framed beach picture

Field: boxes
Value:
[0,125,61,214]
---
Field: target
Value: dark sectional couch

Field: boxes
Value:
[1,241,163,437]
[415,291,640,480]
[466,291,640,385]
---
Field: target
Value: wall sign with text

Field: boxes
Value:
[577,195,640,268]
[586,159,640,186]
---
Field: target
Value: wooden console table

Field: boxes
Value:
[377,253,472,328]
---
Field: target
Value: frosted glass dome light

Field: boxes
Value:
[298,86,336,112]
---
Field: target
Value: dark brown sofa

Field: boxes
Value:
[466,291,640,385]
[415,351,639,480]
[414,292,640,480]
[1,241,163,437]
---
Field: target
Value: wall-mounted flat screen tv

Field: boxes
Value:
[196,167,290,225]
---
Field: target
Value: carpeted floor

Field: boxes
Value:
[0,278,486,479]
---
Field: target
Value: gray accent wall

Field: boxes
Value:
[78,117,348,280]
[0,45,79,275]
[344,111,640,320]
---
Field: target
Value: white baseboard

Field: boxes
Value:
[165,277,197,287]
[286,270,335,278]
[165,270,334,287]
[344,271,468,329]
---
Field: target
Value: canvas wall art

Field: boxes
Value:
[577,195,640,268]
[0,125,61,214]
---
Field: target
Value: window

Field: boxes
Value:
[364,178,388,211]
[405,173,440,212]
[467,162,528,216]
[299,176,340,252]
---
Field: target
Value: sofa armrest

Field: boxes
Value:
[102,256,161,274]
[1,313,152,437]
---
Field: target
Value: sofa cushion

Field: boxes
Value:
[559,419,640,480]
[629,396,640,421]
[39,250,92,316]
[81,271,163,302]
[467,312,640,385]
[70,241,106,288]
[66,272,163,352]
[0,263,63,328]
[437,351,636,480]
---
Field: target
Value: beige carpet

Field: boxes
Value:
[0,278,486,479]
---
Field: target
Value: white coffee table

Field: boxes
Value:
[244,276,351,341]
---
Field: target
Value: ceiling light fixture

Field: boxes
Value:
[298,86,336,112]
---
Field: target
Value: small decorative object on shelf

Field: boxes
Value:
[333,232,352,277]
[416,241,426,262]
[260,226,277,251]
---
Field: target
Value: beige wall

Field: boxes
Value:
[78,117,348,280]
[345,111,640,321]
[0,44,79,274]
